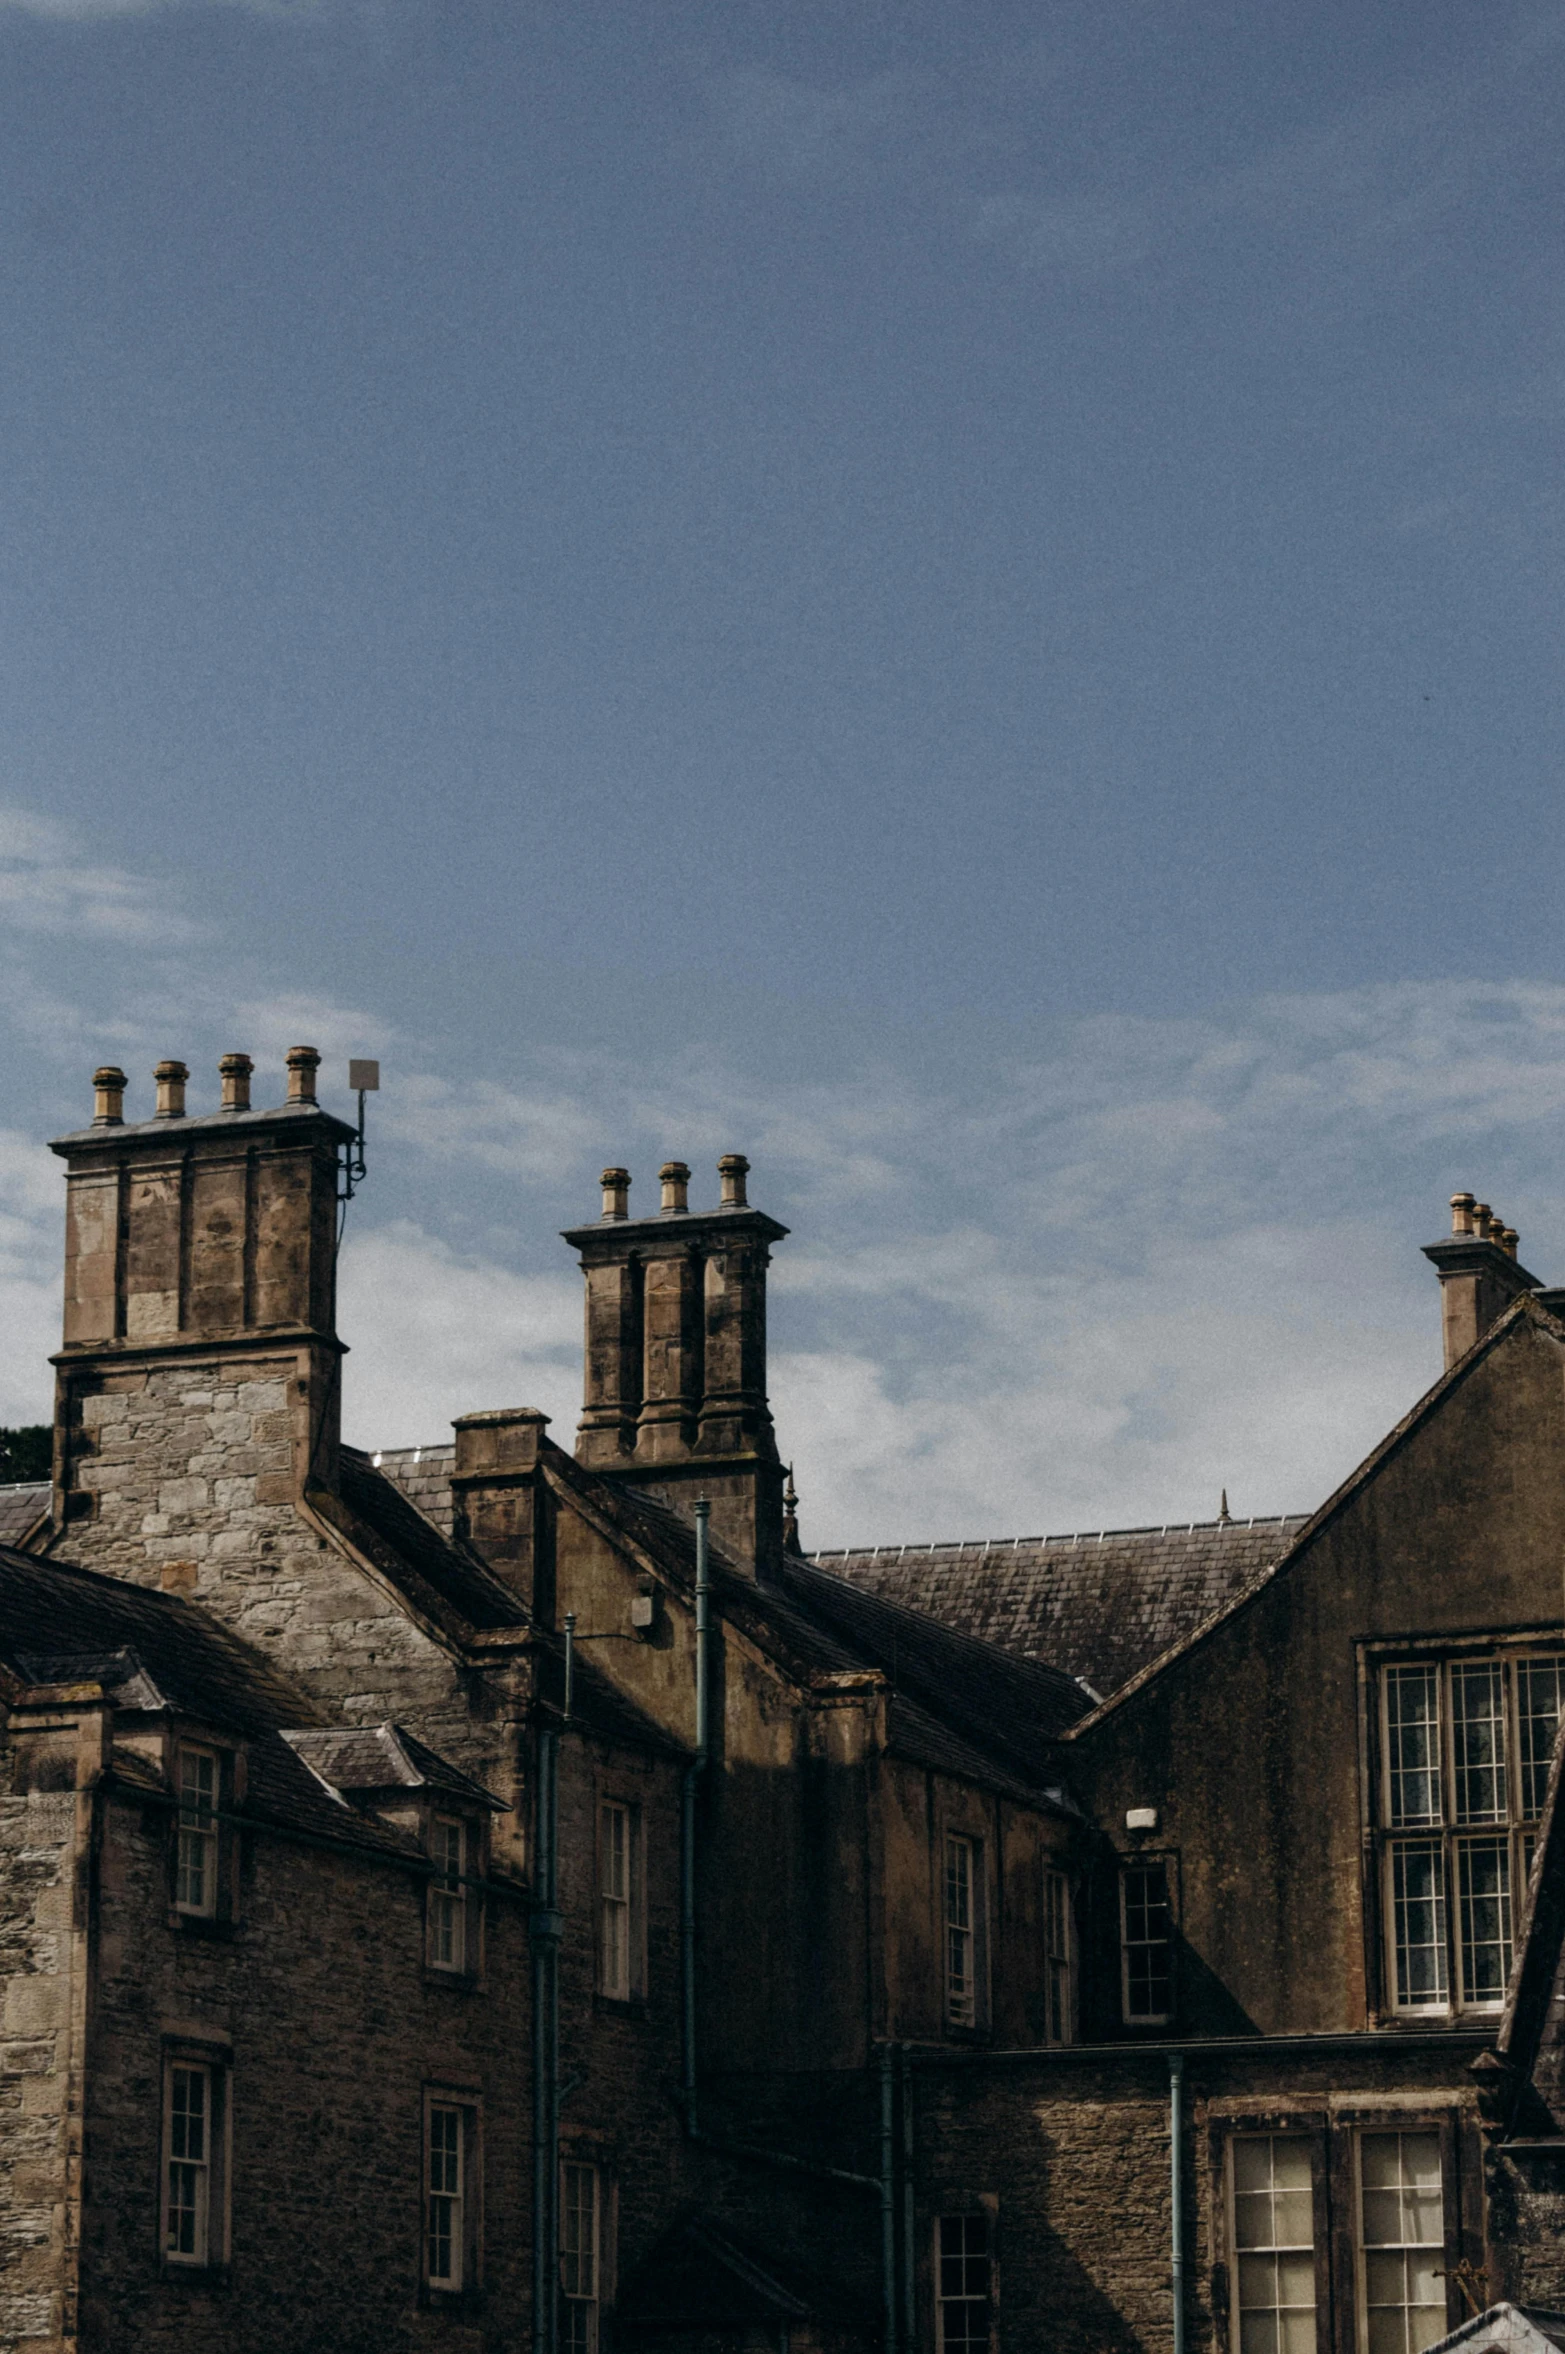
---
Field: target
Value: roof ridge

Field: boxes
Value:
[809,1513,1308,1560]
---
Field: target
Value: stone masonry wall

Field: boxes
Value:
[82,1779,533,2354]
[53,1359,517,1798]
[0,1710,98,2354]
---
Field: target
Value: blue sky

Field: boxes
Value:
[2,1,1562,1544]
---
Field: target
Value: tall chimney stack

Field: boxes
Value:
[562,1157,788,1578]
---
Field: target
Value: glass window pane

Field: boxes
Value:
[1456,1837,1512,2007]
[1390,1842,1448,2007]
[1451,1664,1508,1823]
[1517,1659,1564,1821]
[1233,2139,1316,2354]
[1385,1670,1442,1826]
[1361,2132,1445,2354]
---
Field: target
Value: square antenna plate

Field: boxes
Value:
[348,1060,381,1092]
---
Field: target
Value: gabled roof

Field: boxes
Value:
[1423,2309,1565,2354]
[539,1448,1086,1806]
[0,1544,476,1863]
[810,1517,1307,1698]
[283,1722,505,1810]
[1060,1290,1565,1739]
[317,1447,528,1635]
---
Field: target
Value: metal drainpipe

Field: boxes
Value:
[681,1502,711,2117]
[900,2044,915,2348]
[532,1726,561,2354]
[1169,2052,1186,2354]
[880,2043,898,2354]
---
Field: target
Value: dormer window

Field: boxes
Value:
[428,1816,469,1974]
[176,1745,219,1917]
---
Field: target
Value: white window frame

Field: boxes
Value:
[428,1816,467,1975]
[934,2212,992,2354]
[160,2051,228,2269]
[424,2093,480,2295]
[1354,2127,1448,2354]
[1120,1858,1174,2025]
[1043,1867,1074,2045]
[598,1800,641,2003]
[943,1834,984,2030]
[1377,1648,1563,2016]
[175,1743,220,1919]
[1227,2133,1319,2354]
[561,2159,601,2354]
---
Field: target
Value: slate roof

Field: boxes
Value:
[283,1722,505,1809]
[366,1445,456,1537]
[0,1544,457,1864]
[809,1516,1309,1698]
[1424,2310,1565,2354]
[323,1446,527,1634]
[0,1482,49,1548]
[542,1450,1087,1805]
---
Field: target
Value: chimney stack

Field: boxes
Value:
[563,1157,788,1577]
[1423,1191,1539,1370]
[49,1051,356,1535]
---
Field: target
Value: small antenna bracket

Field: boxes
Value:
[340,1059,381,1202]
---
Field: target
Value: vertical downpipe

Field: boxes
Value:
[1169,2053,1186,2354]
[900,2044,915,2349]
[532,1728,561,2354]
[880,2043,898,2354]
[681,1502,712,2119]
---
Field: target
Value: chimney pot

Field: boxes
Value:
[600,1167,631,1221]
[153,1060,189,1120]
[285,1045,321,1107]
[1474,1203,1494,1241]
[218,1053,254,1113]
[1502,1227,1520,1259]
[92,1066,127,1127]
[1450,1193,1477,1237]
[718,1153,750,1209]
[659,1161,690,1215]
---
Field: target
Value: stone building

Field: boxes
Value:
[5,1055,1565,2354]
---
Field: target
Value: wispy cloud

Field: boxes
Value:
[4,796,1565,1543]
[0,808,203,946]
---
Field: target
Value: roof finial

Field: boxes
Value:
[1218,1488,1231,1525]
[782,1464,801,1554]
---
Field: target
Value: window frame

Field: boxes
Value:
[1042,1865,1074,2046]
[561,2158,602,2354]
[1368,1638,1564,2020]
[1225,2129,1324,2354]
[166,1733,241,1931]
[942,1830,988,2033]
[425,1811,484,1984]
[159,2043,230,2275]
[596,1795,645,2006]
[1120,1853,1176,2027]
[1352,2124,1451,2354]
[422,2088,482,2305]
[934,2211,993,2354]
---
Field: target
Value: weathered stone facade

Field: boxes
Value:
[6,1063,1565,2354]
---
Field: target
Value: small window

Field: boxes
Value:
[429,1818,467,1974]
[175,1745,219,1917]
[935,2214,991,2354]
[598,1801,642,2002]
[1232,2136,1317,2354]
[561,2161,601,2354]
[161,2054,228,2269]
[1358,2131,1445,2354]
[1043,1868,1073,2045]
[1121,1861,1173,2024]
[424,2095,481,2297]
[944,1835,983,2029]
